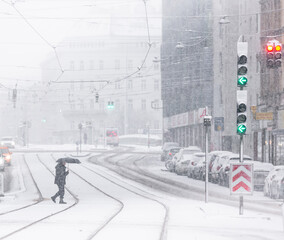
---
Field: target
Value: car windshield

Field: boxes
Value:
[183,149,199,154]
[170,148,180,154]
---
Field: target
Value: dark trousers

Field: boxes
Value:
[54,184,65,200]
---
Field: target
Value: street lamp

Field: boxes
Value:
[219,16,230,24]
[175,42,185,49]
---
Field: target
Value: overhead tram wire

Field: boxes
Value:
[1,0,154,100]
[1,0,65,99]
[94,0,153,95]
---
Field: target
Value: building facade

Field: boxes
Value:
[38,33,162,144]
[161,0,214,150]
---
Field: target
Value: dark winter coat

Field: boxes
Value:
[54,162,69,185]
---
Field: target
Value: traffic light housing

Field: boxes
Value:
[107,101,114,109]
[237,90,247,135]
[266,40,282,68]
[237,42,248,88]
[95,92,99,103]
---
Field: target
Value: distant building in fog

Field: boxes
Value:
[39,4,162,144]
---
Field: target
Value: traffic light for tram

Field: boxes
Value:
[237,90,247,135]
[266,40,282,68]
[237,42,248,88]
[107,101,114,109]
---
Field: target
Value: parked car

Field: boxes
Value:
[175,158,191,175]
[253,162,274,191]
[270,168,284,199]
[199,151,232,182]
[210,152,233,183]
[187,152,205,178]
[0,146,12,166]
[171,146,201,172]
[161,142,179,162]
[0,136,15,149]
[191,155,206,179]
[264,166,284,197]
[164,147,182,171]
[218,153,252,186]
[0,155,5,171]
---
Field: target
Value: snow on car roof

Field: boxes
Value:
[253,162,274,172]
[184,146,201,151]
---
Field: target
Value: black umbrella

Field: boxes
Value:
[56,157,81,164]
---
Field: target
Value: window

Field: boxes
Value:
[80,61,84,70]
[154,79,159,91]
[128,99,133,110]
[89,60,94,70]
[154,120,159,129]
[115,60,120,70]
[79,99,84,110]
[70,103,75,110]
[70,61,75,70]
[80,80,84,90]
[70,80,74,90]
[116,99,120,110]
[99,100,105,110]
[141,79,146,90]
[128,60,133,69]
[141,99,146,110]
[99,60,104,70]
[115,81,121,89]
[154,63,159,70]
[90,99,94,110]
[128,80,133,89]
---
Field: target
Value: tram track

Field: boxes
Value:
[0,154,79,240]
[75,154,169,240]
[0,155,43,217]
[89,152,283,216]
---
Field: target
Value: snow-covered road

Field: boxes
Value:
[0,150,283,240]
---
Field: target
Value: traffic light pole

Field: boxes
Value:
[239,134,244,215]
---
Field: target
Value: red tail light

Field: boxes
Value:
[169,153,172,156]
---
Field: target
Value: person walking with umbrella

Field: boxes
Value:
[51,159,69,204]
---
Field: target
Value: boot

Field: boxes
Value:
[59,199,67,204]
[51,196,56,203]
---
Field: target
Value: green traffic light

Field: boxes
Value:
[238,76,248,86]
[237,124,247,135]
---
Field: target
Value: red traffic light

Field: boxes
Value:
[275,45,282,51]
[266,44,273,52]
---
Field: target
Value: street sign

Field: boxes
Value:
[255,112,273,120]
[214,117,224,131]
[250,106,257,111]
[230,163,253,195]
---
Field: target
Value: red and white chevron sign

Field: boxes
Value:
[230,163,253,195]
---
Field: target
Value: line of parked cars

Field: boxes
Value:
[161,142,284,199]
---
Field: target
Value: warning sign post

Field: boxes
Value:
[230,163,253,195]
